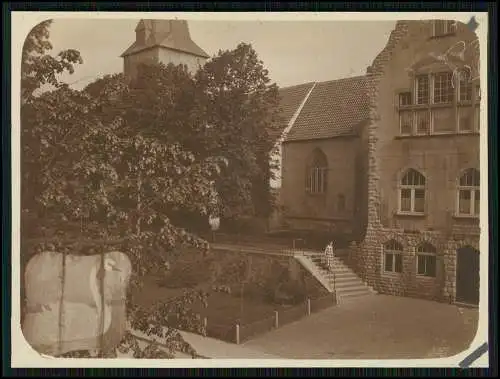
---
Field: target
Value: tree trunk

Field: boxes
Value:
[136,174,142,236]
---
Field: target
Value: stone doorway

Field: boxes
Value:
[455,246,480,306]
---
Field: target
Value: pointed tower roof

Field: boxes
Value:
[121,19,210,59]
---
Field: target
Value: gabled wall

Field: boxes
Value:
[355,20,481,303]
[281,135,365,236]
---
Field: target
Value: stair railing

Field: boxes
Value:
[329,242,337,294]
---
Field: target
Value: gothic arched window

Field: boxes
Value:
[306,149,328,194]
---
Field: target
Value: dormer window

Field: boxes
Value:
[431,20,456,37]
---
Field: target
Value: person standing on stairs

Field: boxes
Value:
[324,241,335,272]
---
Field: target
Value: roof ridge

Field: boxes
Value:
[280,81,317,141]
[284,75,369,142]
[316,75,367,85]
[279,82,315,91]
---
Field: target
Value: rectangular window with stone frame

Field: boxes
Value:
[432,107,455,133]
[415,75,430,105]
[458,71,473,103]
[433,72,454,104]
[398,71,480,136]
[416,243,437,278]
[383,240,403,274]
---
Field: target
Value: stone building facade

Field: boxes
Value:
[279,77,370,240]
[120,19,210,81]
[353,20,482,305]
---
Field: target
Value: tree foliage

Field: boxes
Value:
[21,20,83,224]
[21,22,280,358]
[196,43,281,220]
[21,19,82,104]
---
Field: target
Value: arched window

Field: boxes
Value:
[457,168,480,217]
[306,149,328,194]
[383,240,403,274]
[399,169,426,214]
[416,243,437,277]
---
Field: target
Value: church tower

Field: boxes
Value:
[120,19,210,81]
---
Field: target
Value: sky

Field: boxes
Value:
[45,18,396,90]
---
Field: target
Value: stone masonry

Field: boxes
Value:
[354,20,481,303]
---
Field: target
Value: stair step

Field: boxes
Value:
[327,277,365,286]
[334,280,366,289]
[337,286,372,295]
[336,287,369,295]
[320,266,350,272]
[324,271,357,278]
[296,254,375,300]
[338,291,373,301]
[332,271,358,279]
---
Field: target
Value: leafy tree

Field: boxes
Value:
[21,19,82,104]
[21,20,83,229]
[21,23,216,358]
[196,43,281,222]
[74,64,223,273]
[21,23,281,358]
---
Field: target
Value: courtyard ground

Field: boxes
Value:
[242,294,479,359]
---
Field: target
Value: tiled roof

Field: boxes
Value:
[284,75,369,142]
[270,82,315,141]
[121,20,210,59]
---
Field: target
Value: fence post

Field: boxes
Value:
[203,317,208,337]
[307,298,311,316]
[274,311,279,328]
[235,323,240,345]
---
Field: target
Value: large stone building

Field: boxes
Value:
[352,20,482,305]
[120,20,483,306]
[120,19,210,81]
[276,77,370,240]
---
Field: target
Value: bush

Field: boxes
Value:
[273,279,306,305]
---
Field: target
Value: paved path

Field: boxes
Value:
[242,294,478,359]
[179,331,281,359]
[129,328,281,359]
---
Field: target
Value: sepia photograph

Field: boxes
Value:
[10,11,489,367]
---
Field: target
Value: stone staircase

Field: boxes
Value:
[295,251,375,304]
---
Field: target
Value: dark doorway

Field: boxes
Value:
[455,246,480,305]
